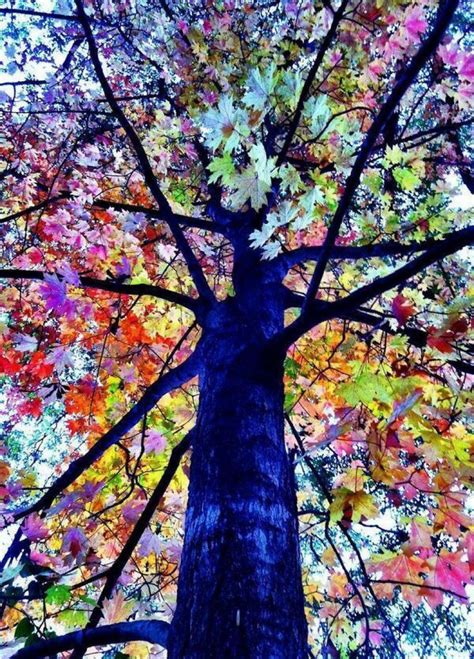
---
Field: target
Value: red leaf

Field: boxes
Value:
[0,354,22,375]
[391,294,416,325]
[427,334,453,354]
[18,398,43,418]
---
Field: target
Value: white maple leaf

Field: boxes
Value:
[201,95,249,152]
[261,240,282,260]
[15,334,37,352]
[231,171,271,210]
[242,63,278,110]
[229,143,277,210]
[304,95,331,137]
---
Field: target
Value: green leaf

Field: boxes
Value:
[15,618,35,639]
[58,609,88,629]
[338,370,393,407]
[304,95,331,137]
[46,584,71,606]
[393,166,421,192]
[208,152,236,186]
[278,163,302,194]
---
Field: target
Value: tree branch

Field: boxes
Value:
[11,620,169,658]
[274,235,460,271]
[0,8,79,21]
[75,0,215,304]
[0,195,69,225]
[370,579,468,601]
[93,199,223,233]
[276,0,349,166]
[0,269,199,314]
[298,0,459,315]
[278,225,473,346]
[12,350,200,520]
[325,226,473,320]
[74,430,194,653]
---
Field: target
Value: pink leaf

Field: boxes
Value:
[22,514,49,541]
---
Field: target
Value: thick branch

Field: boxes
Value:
[13,350,199,519]
[75,0,215,303]
[0,269,198,313]
[275,236,458,271]
[11,621,169,658]
[279,225,473,346]
[93,199,223,233]
[299,0,459,313]
[326,226,473,319]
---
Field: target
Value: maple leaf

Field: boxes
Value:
[391,294,416,325]
[329,487,379,525]
[122,498,147,524]
[261,241,282,261]
[201,95,249,152]
[14,334,38,352]
[393,166,421,191]
[39,274,76,319]
[45,346,75,374]
[138,529,162,557]
[101,590,135,625]
[230,170,270,210]
[22,514,49,541]
[61,527,88,559]
[207,152,236,186]
[242,63,278,110]
[145,429,167,454]
[458,53,474,81]
[304,95,332,137]
[422,551,470,608]
[404,6,428,42]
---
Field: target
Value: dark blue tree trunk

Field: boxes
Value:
[168,291,308,657]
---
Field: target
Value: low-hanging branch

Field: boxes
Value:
[11,620,169,658]
[71,430,194,658]
[0,194,222,235]
[0,8,79,21]
[0,194,69,224]
[0,268,199,313]
[93,199,224,233]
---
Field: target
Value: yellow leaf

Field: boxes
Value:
[124,642,150,658]
[101,590,135,625]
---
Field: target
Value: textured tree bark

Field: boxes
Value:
[168,296,308,658]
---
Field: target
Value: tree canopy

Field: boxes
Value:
[0,0,473,657]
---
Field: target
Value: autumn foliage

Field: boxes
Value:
[0,0,473,657]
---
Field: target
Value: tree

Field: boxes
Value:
[0,0,472,656]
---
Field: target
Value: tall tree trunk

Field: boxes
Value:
[167,298,308,658]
